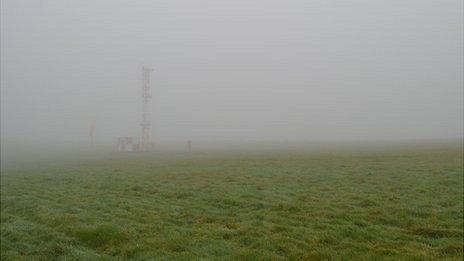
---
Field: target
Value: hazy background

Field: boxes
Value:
[1,0,463,146]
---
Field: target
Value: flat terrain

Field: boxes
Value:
[1,145,463,260]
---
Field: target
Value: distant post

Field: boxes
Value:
[89,121,96,147]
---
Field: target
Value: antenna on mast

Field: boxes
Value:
[140,66,153,151]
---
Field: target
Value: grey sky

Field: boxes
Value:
[1,0,463,144]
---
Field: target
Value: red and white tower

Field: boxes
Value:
[140,66,153,151]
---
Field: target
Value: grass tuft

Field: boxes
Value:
[74,224,127,249]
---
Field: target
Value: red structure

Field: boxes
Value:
[89,121,96,145]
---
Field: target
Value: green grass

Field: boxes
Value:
[1,145,463,260]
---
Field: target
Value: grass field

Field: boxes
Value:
[1,143,463,260]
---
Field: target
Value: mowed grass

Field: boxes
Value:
[1,145,463,260]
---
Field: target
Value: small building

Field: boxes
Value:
[117,137,135,152]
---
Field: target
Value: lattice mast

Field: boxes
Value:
[141,67,153,151]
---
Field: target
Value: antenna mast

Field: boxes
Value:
[141,66,153,151]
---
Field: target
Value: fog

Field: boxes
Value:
[1,0,463,147]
